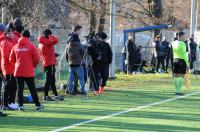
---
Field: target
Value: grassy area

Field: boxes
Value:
[0,73,200,132]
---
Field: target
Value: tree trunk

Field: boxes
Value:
[89,0,97,36]
[153,0,162,36]
[98,0,106,32]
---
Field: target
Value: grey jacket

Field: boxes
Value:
[66,41,86,66]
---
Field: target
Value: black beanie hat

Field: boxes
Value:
[15,25,24,33]
[100,32,107,40]
[43,29,52,37]
[7,22,14,31]
[13,18,22,27]
[21,30,30,38]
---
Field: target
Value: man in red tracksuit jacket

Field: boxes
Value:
[38,29,63,101]
[0,28,18,110]
[9,30,43,111]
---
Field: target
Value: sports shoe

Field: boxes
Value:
[94,90,99,96]
[99,86,104,94]
[8,103,19,110]
[175,92,184,96]
[36,105,44,111]
[18,106,25,111]
[43,96,54,101]
[55,95,64,101]
[3,106,15,110]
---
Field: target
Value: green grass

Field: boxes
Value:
[1,73,200,132]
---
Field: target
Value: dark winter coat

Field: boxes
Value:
[126,40,137,64]
[89,41,112,65]
[66,41,86,67]
[155,40,169,57]
[189,40,197,58]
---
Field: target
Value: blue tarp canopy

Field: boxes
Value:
[123,24,170,46]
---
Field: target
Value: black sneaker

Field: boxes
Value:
[175,92,184,96]
[43,96,54,101]
[36,105,44,111]
[55,95,64,101]
[0,112,7,117]
[18,106,25,111]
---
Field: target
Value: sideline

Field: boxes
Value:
[50,91,200,132]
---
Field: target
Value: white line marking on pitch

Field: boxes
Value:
[50,91,200,132]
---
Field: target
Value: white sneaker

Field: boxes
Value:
[8,103,19,109]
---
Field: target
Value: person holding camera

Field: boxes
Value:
[90,32,112,95]
[38,29,63,101]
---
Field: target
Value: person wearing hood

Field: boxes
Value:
[9,30,43,111]
[66,29,86,95]
[66,25,83,95]
[0,28,18,110]
[38,29,63,101]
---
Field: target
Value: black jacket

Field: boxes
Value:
[89,41,112,65]
[126,40,137,64]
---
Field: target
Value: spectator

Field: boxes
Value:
[126,35,137,74]
[38,29,63,101]
[161,37,170,73]
[9,30,44,111]
[0,28,18,110]
[66,31,86,95]
[67,25,82,95]
[188,35,197,70]
[90,32,112,95]
[154,35,165,73]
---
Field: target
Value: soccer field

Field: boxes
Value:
[1,73,200,132]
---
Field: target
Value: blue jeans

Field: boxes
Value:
[68,66,86,94]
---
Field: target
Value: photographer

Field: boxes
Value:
[90,32,112,95]
[38,29,63,101]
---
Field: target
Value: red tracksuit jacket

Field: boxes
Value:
[0,36,15,76]
[9,37,40,77]
[38,35,58,67]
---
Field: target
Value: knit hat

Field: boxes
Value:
[7,22,14,31]
[21,30,30,38]
[13,18,22,27]
[14,25,24,33]
[0,23,6,32]
[100,32,107,40]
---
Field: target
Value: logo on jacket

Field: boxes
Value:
[16,48,28,52]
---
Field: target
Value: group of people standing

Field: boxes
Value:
[0,19,113,117]
[66,25,113,96]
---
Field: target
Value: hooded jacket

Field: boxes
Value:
[0,36,15,75]
[38,35,58,67]
[66,41,86,66]
[9,37,40,77]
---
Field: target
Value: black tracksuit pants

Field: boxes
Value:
[16,77,40,107]
[92,64,109,91]
[44,65,58,97]
[3,74,17,106]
